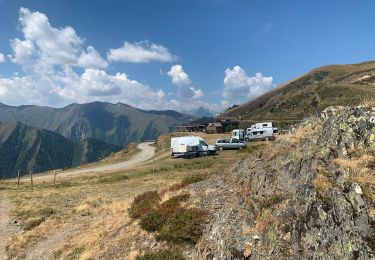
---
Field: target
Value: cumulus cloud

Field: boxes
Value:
[223,66,274,101]
[0,53,5,63]
[0,8,167,109]
[78,46,108,69]
[108,41,177,63]
[14,7,83,67]
[0,7,227,114]
[9,7,107,72]
[167,65,203,99]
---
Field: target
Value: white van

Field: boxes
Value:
[170,136,216,158]
[245,122,278,141]
[232,129,246,141]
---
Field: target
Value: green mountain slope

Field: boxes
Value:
[0,122,121,179]
[0,102,194,147]
[220,61,375,127]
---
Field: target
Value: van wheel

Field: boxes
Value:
[239,146,243,150]
[219,147,224,151]
[265,137,269,141]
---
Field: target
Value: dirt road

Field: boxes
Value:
[28,142,156,182]
[0,195,19,259]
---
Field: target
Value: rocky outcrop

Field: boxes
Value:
[189,106,375,259]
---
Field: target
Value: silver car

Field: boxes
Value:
[215,138,247,150]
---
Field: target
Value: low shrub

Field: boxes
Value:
[136,249,186,260]
[140,194,190,232]
[157,208,207,245]
[140,210,167,232]
[129,191,161,219]
[160,194,190,211]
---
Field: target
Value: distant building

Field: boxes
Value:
[176,119,239,133]
[206,122,223,134]
[176,123,206,132]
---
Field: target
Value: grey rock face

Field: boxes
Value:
[190,106,375,260]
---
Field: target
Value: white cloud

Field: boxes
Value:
[108,41,177,63]
[16,7,82,67]
[0,53,5,63]
[10,7,107,72]
[167,65,204,99]
[78,46,108,69]
[223,66,274,102]
[0,7,228,114]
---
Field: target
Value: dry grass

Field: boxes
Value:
[360,98,375,108]
[313,174,334,196]
[278,123,317,147]
[0,132,263,259]
[333,154,375,204]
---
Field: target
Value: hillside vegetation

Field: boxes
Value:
[0,122,121,178]
[220,61,375,127]
[0,101,194,147]
[190,106,375,259]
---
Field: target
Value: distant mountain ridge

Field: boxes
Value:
[0,101,194,147]
[220,60,375,127]
[0,122,121,179]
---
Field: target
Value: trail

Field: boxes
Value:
[0,195,19,260]
[30,142,156,181]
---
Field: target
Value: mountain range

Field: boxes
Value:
[0,122,121,179]
[220,61,375,127]
[0,101,194,147]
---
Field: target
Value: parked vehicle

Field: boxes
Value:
[170,136,216,158]
[245,122,278,141]
[232,129,246,141]
[215,138,247,150]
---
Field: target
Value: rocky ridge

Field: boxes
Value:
[189,106,375,259]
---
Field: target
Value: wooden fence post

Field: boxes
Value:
[53,170,57,187]
[17,170,20,187]
[30,170,33,187]
[153,157,155,173]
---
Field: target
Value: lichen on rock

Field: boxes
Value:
[189,106,375,260]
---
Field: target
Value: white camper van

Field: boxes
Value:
[170,136,216,158]
[232,129,246,141]
[245,122,278,141]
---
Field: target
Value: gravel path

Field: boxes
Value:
[28,142,156,182]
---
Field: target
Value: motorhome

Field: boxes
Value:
[245,122,278,141]
[231,129,246,141]
[170,136,216,158]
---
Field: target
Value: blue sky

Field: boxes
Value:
[0,0,374,113]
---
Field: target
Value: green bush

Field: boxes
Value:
[140,210,167,232]
[157,208,207,245]
[129,191,161,218]
[140,194,190,232]
[136,249,185,260]
[160,194,190,211]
